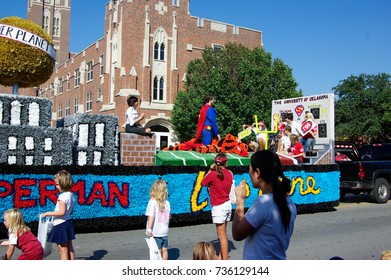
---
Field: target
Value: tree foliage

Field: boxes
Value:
[334,73,391,141]
[171,43,301,142]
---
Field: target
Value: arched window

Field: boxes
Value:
[43,8,50,33]
[153,76,164,101]
[152,28,167,102]
[153,29,167,61]
[154,42,159,60]
[53,11,61,37]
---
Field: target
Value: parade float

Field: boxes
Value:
[0,17,340,238]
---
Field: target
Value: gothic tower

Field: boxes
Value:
[27,0,71,65]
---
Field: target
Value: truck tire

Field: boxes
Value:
[369,178,391,203]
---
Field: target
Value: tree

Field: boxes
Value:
[171,43,301,142]
[334,73,391,141]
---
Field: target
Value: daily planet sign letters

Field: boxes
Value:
[271,93,335,145]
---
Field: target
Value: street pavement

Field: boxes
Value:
[0,221,242,260]
[66,222,242,260]
[1,195,390,260]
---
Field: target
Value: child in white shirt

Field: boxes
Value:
[145,179,171,260]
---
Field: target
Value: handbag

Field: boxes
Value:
[145,237,162,260]
[37,215,54,258]
[228,170,236,204]
[229,180,236,204]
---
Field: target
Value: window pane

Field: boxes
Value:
[160,43,165,60]
[87,62,93,81]
[154,42,159,60]
[159,78,164,100]
[86,92,92,111]
[153,77,158,100]
[58,79,63,94]
[100,55,104,75]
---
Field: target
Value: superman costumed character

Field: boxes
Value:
[195,97,220,145]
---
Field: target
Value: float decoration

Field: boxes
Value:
[0,17,55,93]
[164,134,249,157]
[237,115,279,150]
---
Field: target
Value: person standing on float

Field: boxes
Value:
[195,96,221,145]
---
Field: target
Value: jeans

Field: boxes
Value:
[300,137,315,153]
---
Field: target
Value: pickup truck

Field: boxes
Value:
[335,142,391,203]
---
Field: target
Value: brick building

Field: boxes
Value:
[0,0,263,149]
[26,0,71,65]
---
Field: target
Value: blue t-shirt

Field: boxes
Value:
[243,193,297,260]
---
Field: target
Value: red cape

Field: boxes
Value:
[194,104,211,143]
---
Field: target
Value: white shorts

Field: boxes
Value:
[256,133,267,142]
[211,201,232,224]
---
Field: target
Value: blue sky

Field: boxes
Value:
[1,0,390,96]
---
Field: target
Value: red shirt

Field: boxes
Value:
[290,142,305,162]
[335,153,350,161]
[13,230,44,260]
[201,168,233,206]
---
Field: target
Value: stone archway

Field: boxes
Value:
[145,118,178,150]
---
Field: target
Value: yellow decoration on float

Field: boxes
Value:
[190,171,208,212]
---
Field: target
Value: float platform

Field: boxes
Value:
[155,151,297,166]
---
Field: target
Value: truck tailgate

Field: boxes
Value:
[338,161,359,181]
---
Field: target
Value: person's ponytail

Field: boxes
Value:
[272,174,292,232]
[214,153,227,180]
[216,165,224,180]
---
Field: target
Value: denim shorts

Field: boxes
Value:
[154,236,168,249]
